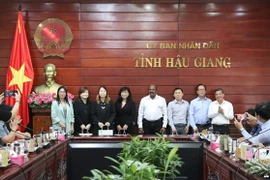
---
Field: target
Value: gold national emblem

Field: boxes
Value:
[34,18,73,58]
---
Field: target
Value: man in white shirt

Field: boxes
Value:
[137,85,167,134]
[208,88,234,134]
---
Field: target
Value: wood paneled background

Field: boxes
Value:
[0,0,270,115]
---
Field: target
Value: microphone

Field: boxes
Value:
[16,124,44,153]
[17,123,34,132]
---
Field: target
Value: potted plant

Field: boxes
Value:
[87,157,161,180]
[119,135,183,179]
[83,135,184,180]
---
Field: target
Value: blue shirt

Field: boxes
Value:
[167,99,189,130]
[242,119,270,146]
[250,123,262,136]
[0,121,9,146]
[188,97,212,130]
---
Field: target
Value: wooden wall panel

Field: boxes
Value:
[80,12,270,22]
[1,3,80,12]
[80,31,178,40]
[79,40,270,49]
[0,12,80,21]
[79,49,270,59]
[80,13,178,21]
[0,0,269,119]
[79,30,270,40]
[80,22,178,31]
[79,68,270,77]
[80,4,178,12]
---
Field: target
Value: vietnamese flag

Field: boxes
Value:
[5,8,34,131]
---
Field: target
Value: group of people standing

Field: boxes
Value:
[1,63,269,147]
[34,63,137,135]
[138,84,234,135]
[51,85,136,135]
[50,83,236,136]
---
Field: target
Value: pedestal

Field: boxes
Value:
[32,108,52,134]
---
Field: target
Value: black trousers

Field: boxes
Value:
[143,118,162,135]
[213,124,229,134]
[196,123,211,132]
[188,123,211,134]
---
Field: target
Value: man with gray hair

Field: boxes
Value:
[208,88,234,134]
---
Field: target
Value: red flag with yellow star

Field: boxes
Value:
[5,9,34,131]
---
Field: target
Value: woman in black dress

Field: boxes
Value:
[114,86,136,135]
[92,86,115,135]
[73,87,92,135]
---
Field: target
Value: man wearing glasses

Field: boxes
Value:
[188,84,212,133]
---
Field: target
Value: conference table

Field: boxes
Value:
[0,135,263,180]
[0,140,67,180]
[204,145,262,180]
